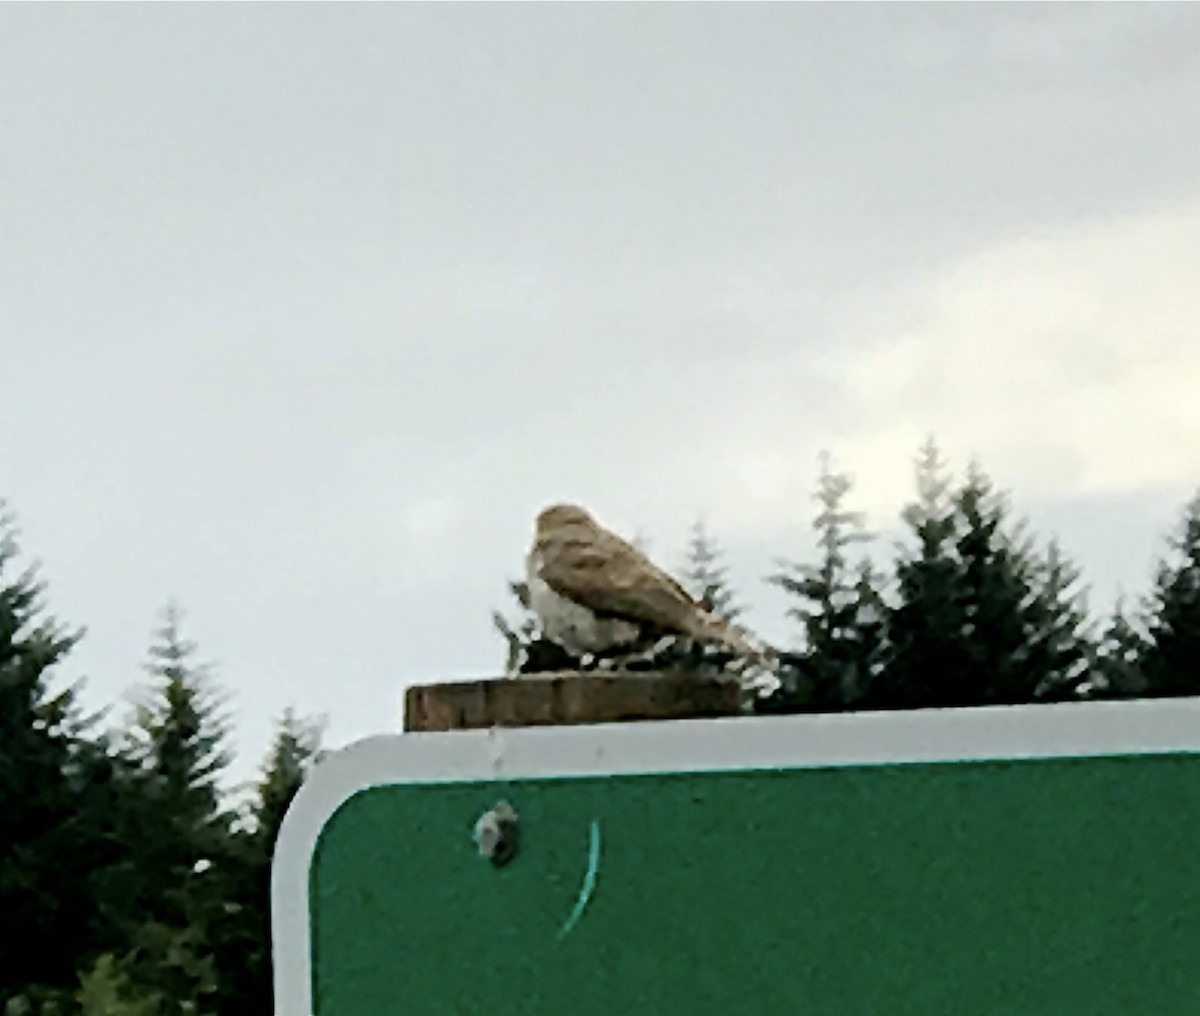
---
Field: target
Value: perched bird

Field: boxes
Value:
[525,503,778,691]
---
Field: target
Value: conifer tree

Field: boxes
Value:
[877,446,1094,708]
[0,503,104,1003]
[1026,540,1097,700]
[1138,491,1200,697]
[951,461,1043,704]
[872,439,964,708]
[253,709,324,845]
[1091,596,1150,698]
[114,604,233,1014]
[876,446,1048,707]
[211,709,324,1016]
[849,558,889,703]
[680,519,744,623]
[767,453,884,709]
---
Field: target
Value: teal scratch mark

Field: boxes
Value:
[557,819,601,941]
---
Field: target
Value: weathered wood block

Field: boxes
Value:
[402,671,742,732]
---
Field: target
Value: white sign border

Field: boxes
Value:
[273,696,1200,1016]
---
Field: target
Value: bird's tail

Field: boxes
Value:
[693,614,782,699]
[692,611,770,661]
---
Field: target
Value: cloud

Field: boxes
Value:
[334,193,1200,575]
[802,196,1200,523]
[522,192,1200,551]
[8,4,1200,776]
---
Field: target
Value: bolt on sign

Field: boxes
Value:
[272,698,1200,1015]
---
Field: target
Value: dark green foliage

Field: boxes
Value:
[868,448,1099,710]
[958,470,1018,678]
[848,558,889,702]
[874,440,969,708]
[253,709,324,845]
[766,454,885,709]
[111,604,233,1014]
[0,504,103,1003]
[949,461,1041,704]
[1138,491,1200,697]
[211,709,324,1016]
[74,955,160,1016]
[0,450,1196,1011]
[1025,540,1097,701]
[0,502,333,1015]
[870,445,1095,709]
[1091,597,1151,698]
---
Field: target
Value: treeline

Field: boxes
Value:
[6,438,1199,1012]
[1,503,323,1015]
[496,439,1200,710]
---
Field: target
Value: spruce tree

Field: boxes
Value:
[849,558,889,703]
[1026,540,1097,701]
[1091,596,1150,698]
[1139,491,1200,697]
[872,439,965,708]
[0,503,104,1003]
[115,604,233,1014]
[878,446,1093,708]
[211,709,324,1016]
[253,709,324,845]
[876,447,1050,707]
[951,461,1043,704]
[680,519,743,622]
[766,454,884,709]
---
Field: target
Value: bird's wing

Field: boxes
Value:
[537,529,702,634]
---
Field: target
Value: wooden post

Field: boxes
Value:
[403,671,742,732]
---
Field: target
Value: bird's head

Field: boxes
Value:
[535,503,595,535]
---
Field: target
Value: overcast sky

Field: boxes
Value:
[4,4,1200,783]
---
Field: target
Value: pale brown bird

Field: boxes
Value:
[525,503,776,671]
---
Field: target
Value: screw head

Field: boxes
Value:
[473,800,519,866]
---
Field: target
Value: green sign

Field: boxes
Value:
[272,698,1200,1015]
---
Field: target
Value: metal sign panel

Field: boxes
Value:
[273,697,1200,1015]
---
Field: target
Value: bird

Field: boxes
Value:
[524,503,780,694]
